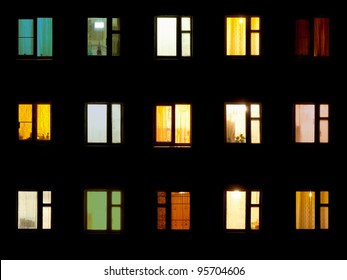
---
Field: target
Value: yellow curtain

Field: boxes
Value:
[18,104,32,140]
[156,106,172,142]
[37,104,51,140]
[226,17,246,55]
[175,105,191,144]
[250,17,260,55]
[171,192,190,230]
[296,191,315,229]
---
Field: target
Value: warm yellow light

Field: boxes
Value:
[309,191,312,198]
[239,18,244,24]
[232,190,241,199]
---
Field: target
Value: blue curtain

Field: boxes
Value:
[37,18,53,57]
[18,19,34,55]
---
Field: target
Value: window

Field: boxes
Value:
[18,103,51,141]
[296,191,329,230]
[18,17,53,58]
[155,16,192,58]
[157,191,190,230]
[295,18,330,57]
[225,103,261,143]
[86,103,123,144]
[87,17,121,56]
[17,190,52,229]
[155,104,191,147]
[225,189,261,231]
[294,103,329,143]
[85,190,123,232]
[226,16,260,56]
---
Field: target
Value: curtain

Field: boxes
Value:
[157,17,177,56]
[226,17,246,55]
[319,104,329,143]
[226,104,246,143]
[111,191,122,230]
[226,191,246,229]
[156,106,172,142]
[171,192,190,230]
[314,18,329,57]
[37,104,51,140]
[112,18,121,56]
[112,104,121,143]
[87,104,107,143]
[18,191,37,229]
[18,104,32,140]
[250,17,260,55]
[295,19,310,55]
[296,191,315,229]
[37,18,53,57]
[87,191,107,230]
[18,19,34,55]
[88,18,107,56]
[175,105,191,144]
[295,104,315,143]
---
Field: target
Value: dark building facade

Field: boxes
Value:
[5,1,346,260]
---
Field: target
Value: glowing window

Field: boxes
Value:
[295,104,329,143]
[296,191,329,230]
[18,18,53,58]
[156,16,192,57]
[157,191,190,230]
[18,190,52,229]
[225,103,261,143]
[226,16,260,56]
[85,190,122,231]
[226,190,261,230]
[155,104,191,147]
[295,18,329,57]
[18,103,51,141]
[86,103,122,144]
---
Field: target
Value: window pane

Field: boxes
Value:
[295,105,315,143]
[319,120,329,143]
[88,18,107,56]
[156,106,172,142]
[111,207,121,230]
[175,105,191,144]
[251,32,260,55]
[37,18,53,57]
[296,191,315,229]
[181,17,191,31]
[87,104,107,143]
[226,104,246,143]
[250,207,259,230]
[320,191,329,204]
[112,18,120,31]
[157,17,177,56]
[157,192,166,204]
[250,104,260,118]
[18,104,32,140]
[226,191,246,229]
[171,192,190,230]
[111,104,121,143]
[42,206,51,229]
[112,34,121,56]
[251,120,260,143]
[18,191,37,229]
[181,33,191,57]
[320,104,329,117]
[251,191,260,204]
[87,191,107,230]
[37,104,51,140]
[42,191,51,204]
[314,18,329,57]
[296,19,310,55]
[226,17,246,56]
[157,207,166,229]
[251,17,260,30]
[18,19,34,55]
[320,207,329,229]
[111,191,121,205]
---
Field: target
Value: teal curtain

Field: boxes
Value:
[18,19,34,55]
[37,18,53,57]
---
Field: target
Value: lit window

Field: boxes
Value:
[226,189,261,230]
[226,16,260,56]
[157,191,190,230]
[18,103,51,141]
[17,190,52,229]
[18,18,53,58]
[155,16,192,57]
[88,17,121,56]
[296,191,329,230]
[86,103,123,144]
[295,104,329,143]
[155,104,191,147]
[295,18,329,57]
[225,103,261,143]
[85,190,123,231]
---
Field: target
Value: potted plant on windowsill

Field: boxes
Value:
[235,134,246,143]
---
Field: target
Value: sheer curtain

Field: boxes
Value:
[87,104,107,143]
[18,104,32,140]
[295,104,315,143]
[18,191,37,229]
[156,106,172,142]
[175,105,191,144]
[296,191,315,229]
[226,104,246,143]
[226,17,246,55]
[226,191,246,229]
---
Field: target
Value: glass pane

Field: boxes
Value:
[319,120,329,143]
[251,33,260,55]
[226,104,246,143]
[112,18,120,31]
[250,207,259,230]
[320,191,329,204]
[156,106,172,142]
[18,191,37,229]
[18,104,32,140]
[251,17,260,30]
[111,207,121,230]
[251,120,261,144]
[37,104,51,140]
[175,105,191,144]
[181,17,191,31]
[251,191,260,204]
[87,104,107,143]
[157,207,166,229]
[88,18,107,56]
[250,104,260,118]
[181,33,191,57]
[111,104,121,143]
[171,192,190,230]
[320,104,329,117]
[320,207,329,229]
[18,19,34,55]
[42,191,51,204]
[226,17,246,56]
[157,17,177,56]
[295,105,315,143]
[296,191,315,229]
[42,206,51,229]
[87,191,107,230]
[112,34,121,56]
[37,18,53,57]
[226,191,246,229]
[157,192,166,204]
[111,191,121,205]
